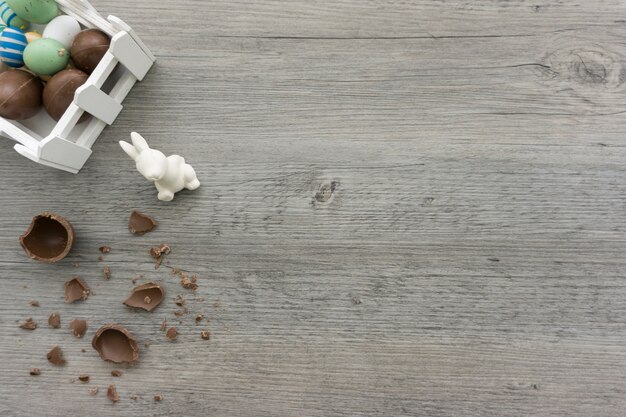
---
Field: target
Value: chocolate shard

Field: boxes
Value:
[89,386,99,396]
[29,300,40,307]
[166,327,177,341]
[154,394,163,402]
[201,331,210,340]
[123,282,164,312]
[19,317,37,330]
[99,246,111,254]
[159,318,167,332]
[92,324,139,364]
[47,346,65,366]
[128,210,157,235]
[70,319,88,338]
[19,212,75,263]
[111,370,122,377]
[195,314,204,323]
[30,368,41,376]
[78,375,90,382]
[103,266,111,280]
[64,277,90,303]
[48,312,61,328]
[107,385,120,403]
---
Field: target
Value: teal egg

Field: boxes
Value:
[7,0,58,24]
[24,38,69,76]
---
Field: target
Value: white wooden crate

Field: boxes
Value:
[0,0,155,173]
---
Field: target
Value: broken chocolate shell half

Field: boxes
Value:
[92,324,139,364]
[123,282,164,312]
[128,210,157,235]
[65,277,90,303]
[19,212,75,263]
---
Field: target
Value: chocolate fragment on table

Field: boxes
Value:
[47,346,65,366]
[111,370,122,377]
[201,331,210,340]
[123,282,164,312]
[30,368,41,376]
[48,312,61,328]
[99,246,111,254]
[107,384,120,403]
[19,212,75,263]
[165,327,178,341]
[88,386,99,396]
[78,375,90,383]
[19,317,37,330]
[64,277,90,303]
[29,300,40,307]
[128,210,157,235]
[92,324,139,364]
[70,318,88,338]
[103,266,111,280]
[154,394,163,402]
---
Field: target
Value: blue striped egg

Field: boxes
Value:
[0,27,27,67]
[0,1,28,30]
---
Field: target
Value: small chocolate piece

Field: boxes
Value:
[130,394,137,400]
[123,282,164,312]
[111,370,122,377]
[43,69,90,122]
[48,312,61,328]
[71,29,111,74]
[149,244,170,258]
[78,375,90,383]
[154,394,163,402]
[178,272,198,291]
[107,384,120,403]
[128,210,157,235]
[19,317,37,330]
[70,319,88,338]
[159,318,167,331]
[92,324,139,364]
[103,266,111,280]
[30,368,41,376]
[195,314,204,323]
[89,386,99,396]
[0,70,43,120]
[99,246,111,254]
[64,277,90,303]
[201,331,210,340]
[47,346,65,366]
[165,327,177,341]
[19,212,75,263]
[174,295,185,307]
[29,300,40,307]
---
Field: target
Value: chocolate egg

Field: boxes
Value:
[0,1,29,30]
[24,38,69,76]
[71,29,110,74]
[43,15,81,49]
[19,212,75,263]
[7,0,58,24]
[0,27,27,68]
[0,69,42,120]
[43,68,89,121]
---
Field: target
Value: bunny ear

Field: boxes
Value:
[119,140,139,160]
[130,132,150,152]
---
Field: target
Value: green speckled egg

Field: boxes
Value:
[24,38,69,76]
[7,0,58,24]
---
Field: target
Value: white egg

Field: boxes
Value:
[42,16,81,50]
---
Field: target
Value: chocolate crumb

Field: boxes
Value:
[195,314,204,323]
[48,312,61,328]
[89,386,99,396]
[64,277,90,303]
[19,317,37,330]
[70,318,88,338]
[174,295,186,306]
[99,246,111,254]
[81,348,86,353]
[47,346,65,366]
[130,394,137,400]
[97,256,104,262]
[174,308,188,317]
[160,318,167,331]
[154,394,163,402]
[30,368,41,376]
[29,300,40,307]
[107,385,120,403]
[128,210,157,235]
[201,331,210,340]
[111,370,122,377]
[103,266,111,280]
[78,375,90,382]
[166,327,177,341]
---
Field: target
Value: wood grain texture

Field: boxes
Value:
[1,0,626,416]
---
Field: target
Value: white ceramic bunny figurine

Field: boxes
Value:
[119,132,200,201]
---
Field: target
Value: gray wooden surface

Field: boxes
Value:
[1,1,626,416]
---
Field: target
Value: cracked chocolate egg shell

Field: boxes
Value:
[92,324,139,364]
[19,212,74,263]
[123,282,164,312]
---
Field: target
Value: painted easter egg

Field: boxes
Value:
[71,29,110,74]
[7,0,58,25]
[0,1,28,30]
[43,15,81,50]
[0,69,43,120]
[0,26,27,68]
[24,38,69,76]
[25,31,41,43]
